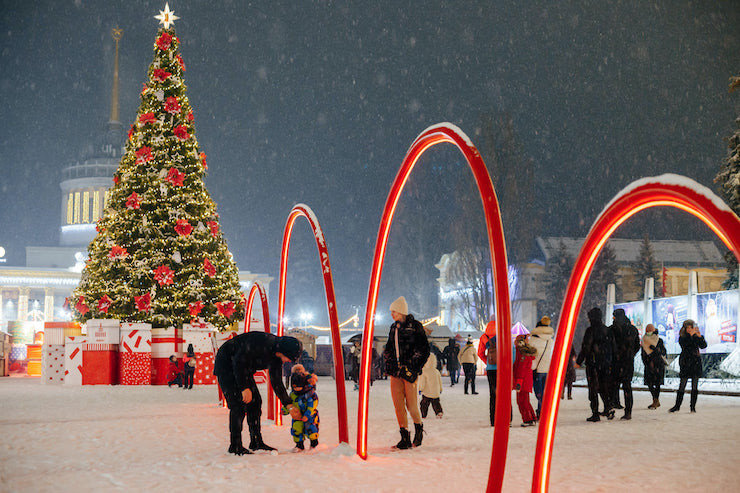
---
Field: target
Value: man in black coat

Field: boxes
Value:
[577,307,616,422]
[214,331,303,455]
[609,308,641,420]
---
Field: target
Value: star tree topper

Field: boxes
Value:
[155,3,179,29]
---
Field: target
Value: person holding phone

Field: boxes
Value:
[669,319,707,413]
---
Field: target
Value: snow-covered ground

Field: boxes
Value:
[1,376,738,492]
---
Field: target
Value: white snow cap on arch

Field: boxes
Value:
[598,173,735,221]
[416,122,475,150]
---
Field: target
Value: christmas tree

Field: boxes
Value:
[715,75,740,289]
[630,235,661,299]
[71,5,244,330]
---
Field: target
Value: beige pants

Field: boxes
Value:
[390,375,422,429]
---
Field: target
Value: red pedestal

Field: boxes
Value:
[82,348,119,385]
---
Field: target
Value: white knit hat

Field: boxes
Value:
[389,296,408,316]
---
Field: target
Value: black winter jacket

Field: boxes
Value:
[577,308,615,374]
[641,336,666,386]
[678,333,707,378]
[383,314,430,381]
[213,332,292,406]
[610,314,640,378]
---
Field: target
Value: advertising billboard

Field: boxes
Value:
[613,301,645,336]
[696,291,737,353]
[652,296,688,354]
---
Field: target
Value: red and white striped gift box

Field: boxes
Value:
[43,322,83,345]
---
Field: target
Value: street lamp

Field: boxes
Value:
[299,311,312,327]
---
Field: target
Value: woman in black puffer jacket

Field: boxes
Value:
[669,319,707,413]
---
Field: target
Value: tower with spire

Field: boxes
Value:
[59,28,126,248]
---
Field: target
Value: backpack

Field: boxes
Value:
[487,337,497,365]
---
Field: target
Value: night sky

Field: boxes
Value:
[1,1,738,325]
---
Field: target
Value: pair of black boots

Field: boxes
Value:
[229,431,276,455]
[395,423,423,449]
[295,439,319,450]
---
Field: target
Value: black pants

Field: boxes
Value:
[586,368,612,415]
[462,363,476,393]
[674,376,699,410]
[420,396,443,418]
[183,368,194,389]
[612,375,634,414]
[486,369,512,426]
[217,371,263,450]
[449,366,459,385]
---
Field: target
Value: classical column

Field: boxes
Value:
[44,288,54,322]
[18,288,29,322]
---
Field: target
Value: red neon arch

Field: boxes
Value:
[356,123,513,491]
[275,204,349,443]
[532,175,740,493]
[242,281,278,420]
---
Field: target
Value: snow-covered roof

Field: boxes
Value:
[536,236,725,266]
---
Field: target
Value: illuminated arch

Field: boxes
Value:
[532,175,740,493]
[275,203,349,443]
[356,123,513,492]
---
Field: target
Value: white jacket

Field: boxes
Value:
[530,324,555,373]
[418,353,443,398]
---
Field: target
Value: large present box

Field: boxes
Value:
[120,352,151,385]
[82,344,119,385]
[64,336,86,385]
[151,327,184,385]
[182,322,216,352]
[84,319,120,344]
[26,344,42,376]
[43,322,83,345]
[193,352,216,385]
[42,344,65,384]
[120,323,152,354]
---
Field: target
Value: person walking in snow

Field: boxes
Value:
[383,296,430,449]
[513,334,538,426]
[459,336,478,395]
[350,340,362,390]
[214,331,304,455]
[561,346,577,400]
[669,319,707,413]
[577,307,616,422]
[641,323,667,409]
[530,316,555,419]
[442,338,460,386]
[609,308,640,420]
[182,343,196,389]
[285,364,320,451]
[418,351,444,418]
[478,320,510,427]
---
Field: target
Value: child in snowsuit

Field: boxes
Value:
[167,355,183,387]
[418,352,443,418]
[286,364,320,450]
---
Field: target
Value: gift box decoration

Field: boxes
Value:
[42,344,65,384]
[120,324,152,354]
[81,343,119,385]
[43,322,83,345]
[63,337,86,385]
[182,322,216,353]
[119,352,152,385]
[193,351,216,385]
[150,327,184,385]
[85,319,120,345]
